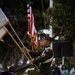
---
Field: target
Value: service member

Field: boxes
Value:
[22,34,54,75]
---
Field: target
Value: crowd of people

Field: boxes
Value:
[50,61,75,75]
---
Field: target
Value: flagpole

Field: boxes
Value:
[3,27,31,61]
[0,8,32,60]
[31,37,35,51]
[8,22,32,60]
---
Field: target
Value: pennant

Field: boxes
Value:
[27,4,38,49]
[0,8,9,29]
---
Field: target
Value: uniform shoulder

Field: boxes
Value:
[45,47,53,53]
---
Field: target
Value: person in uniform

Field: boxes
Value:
[22,34,54,75]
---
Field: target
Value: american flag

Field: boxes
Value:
[27,4,38,49]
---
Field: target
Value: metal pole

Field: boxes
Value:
[49,0,53,49]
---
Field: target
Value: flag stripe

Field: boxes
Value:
[27,4,38,49]
[0,21,9,29]
[0,28,8,40]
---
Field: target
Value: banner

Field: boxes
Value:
[0,8,9,29]
[27,4,38,49]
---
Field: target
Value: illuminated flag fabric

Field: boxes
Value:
[0,8,9,29]
[27,4,38,49]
